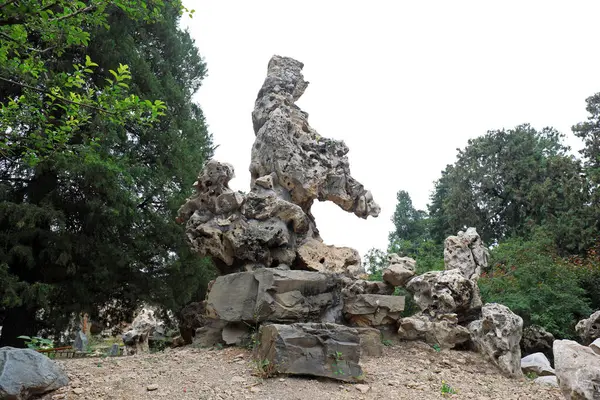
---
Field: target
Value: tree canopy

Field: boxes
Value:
[0,1,215,346]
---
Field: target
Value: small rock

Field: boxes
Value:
[250,386,261,393]
[534,376,559,387]
[73,388,84,395]
[147,384,159,391]
[278,378,286,382]
[355,384,370,393]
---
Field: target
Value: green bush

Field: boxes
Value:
[479,233,591,339]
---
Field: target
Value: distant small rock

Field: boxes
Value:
[355,384,370,393]
[146,384,159,391]
[72,387,84,395]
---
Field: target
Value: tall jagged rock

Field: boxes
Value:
[178,56,379,276]
[444,227,489,280]
[250,56,380,220]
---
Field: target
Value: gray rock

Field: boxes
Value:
[521,325,554,356]
[397,312,471,349]
[122,307,167,355]
[253,323,363,382]
[554,339,600,399]
[296,238,364,277]
[73,331,88,352]
[0,347,69,399]
[250,55,380,220]
[406,269,482,322]
[355,327,383,357]
[576,310,600,345]
[469,303,523,378]
[534,376,559,387]
[443,227,489,280]
[222,323,251,346]
[206,269,343,323]
[521,352,555,376]
[343,294,405,327]
[382,256,416,287]
[192,319,227,348]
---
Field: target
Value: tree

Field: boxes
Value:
[0,3,215,346]
[427,124,594,253]
[388,190,443,273]
[0,0,190,165]
[572,91,600,233]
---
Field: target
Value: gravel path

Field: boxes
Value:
[42,341,562,400]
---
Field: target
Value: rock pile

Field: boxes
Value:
[178,55,526,382]
[177,56,397,380]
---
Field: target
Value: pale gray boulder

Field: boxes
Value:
[0,347,69,400]
[554,339,600,399]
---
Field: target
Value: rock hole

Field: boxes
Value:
[319,257,325,264]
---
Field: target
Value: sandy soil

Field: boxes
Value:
[41,341,562,400]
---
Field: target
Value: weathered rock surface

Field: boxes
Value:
[250,56,380,220]
[122,307,168,355]
[178,56,379,276]
[521,352,555,377]
[406,269,482,322]
[0,347,69,399]
[343,294,405,327]
[554,339,600,399]
[397,312,471,349]
[205,269,343,324]
[296,238,363,277]
[382,255,416,287]
[253,323,363,381]
[521,324,555,356]
[355,327,383,357]
[591,338,600,355]
[576,310,600,345]
[469,303,523,378]
[192,319,227,348]
[444,227,488,280]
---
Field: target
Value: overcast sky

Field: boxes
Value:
[181,1,600,258]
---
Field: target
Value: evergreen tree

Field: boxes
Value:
[0,4,215,346]
[427,124,593,253]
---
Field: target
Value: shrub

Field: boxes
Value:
[479,233,591,339]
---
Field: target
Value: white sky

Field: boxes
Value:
[181,1,600,258]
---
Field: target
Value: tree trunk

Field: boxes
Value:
[0,306,38,347]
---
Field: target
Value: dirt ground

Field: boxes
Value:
[41,341,562,400]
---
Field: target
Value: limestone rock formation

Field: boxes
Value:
[521,325,554,356]
[397,313,471,349]
[122,307,169,355]
[0,347,69,399]
[591,338,600,356]
[382,254,416,287]
[406,269,482,322]
[444,227,489,280]
[554,339,600,400]
[253,323,363,382]
[178,56,379,277]
[250,56,380,220]
[468,303,523,378]
[575,310,600,345]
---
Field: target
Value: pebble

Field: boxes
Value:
[147,384,159,391]
[355,384,370,393]
[72,388,84,395]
